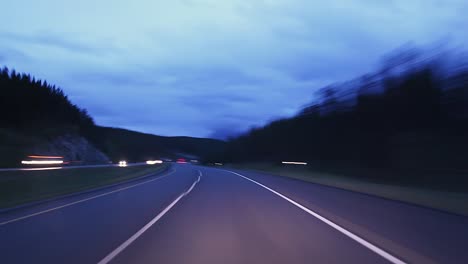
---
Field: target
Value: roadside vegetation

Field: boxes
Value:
[213,45,468,214]
[0,67,94,167]
[0,164,168,209]
[0,66,225,167]
[85,126,225,163]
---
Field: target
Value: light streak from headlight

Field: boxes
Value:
[146,160,163,165]
[28,155,64,159]
[282,161,308,165]
[21,160,64,165]
[20,167,63,171]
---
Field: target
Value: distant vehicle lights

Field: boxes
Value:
[282,161,308,165]
[21,155,64,165]
[21,160,64,165]
[118,161,128,167]
[27,155,64,159]
[146,160,163,165]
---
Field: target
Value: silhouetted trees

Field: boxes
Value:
[0,66,94,135]
[219,47,468,187]
[85,126,226,162]
[0,67,226,166]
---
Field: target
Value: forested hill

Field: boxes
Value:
[218,48,468,189]
[0,66,225,167]
[0,67,94,133]
[85,126,226,162]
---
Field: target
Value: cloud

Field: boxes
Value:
[0,0,467,138]
[0,48,30,64]
[0,32,116,56]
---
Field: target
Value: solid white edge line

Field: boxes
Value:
[0,169,177,226]
[225,170,406,264]
[97,170,202,264]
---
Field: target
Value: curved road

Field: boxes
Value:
[1,164,467,263]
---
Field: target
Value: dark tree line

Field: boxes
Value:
[0,67,225,166]
[218,47,468,188]
[85,126,226,163]
[0,66,94,135]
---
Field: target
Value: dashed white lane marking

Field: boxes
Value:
[0,169,177,226]
[97,170,202,264]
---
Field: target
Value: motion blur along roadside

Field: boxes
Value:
[21,155,64,166]
[146,160,163,165]
[21,160,63,165]
[176,158,187,164]
[282,161,308,165]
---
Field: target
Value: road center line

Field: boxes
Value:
[225,170,406,264]
[0,169,177,226]
[97,170,202,264]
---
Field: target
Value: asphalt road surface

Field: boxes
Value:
[1,164,467,263]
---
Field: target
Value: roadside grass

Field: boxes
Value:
[228,163,468,216]
[0,164,168,209]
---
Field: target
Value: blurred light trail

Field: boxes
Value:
[146,160,163,165]
[282,161,308,165]
[22,160,64,165]
[214,163,223,166]
[28,155,64,159]
[20,167,63,171]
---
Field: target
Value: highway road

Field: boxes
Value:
[1,164,467,263]
[0,162,148,172]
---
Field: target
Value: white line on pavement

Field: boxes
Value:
[0,169,177,226]
[225,170,406,264]
[97,170,202,264]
